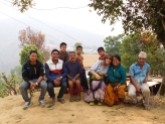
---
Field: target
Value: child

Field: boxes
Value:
[59,42,69,63]
[76,45,88,91]
[97,47,107,60]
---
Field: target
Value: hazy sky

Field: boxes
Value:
[0,0,124,73]
[0,0,123,36]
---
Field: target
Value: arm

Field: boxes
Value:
[22,63,30,83]
[119,67,126,85]
[144,65,150,83]
[73,62,82,79]
[36,62,44,84]
[90,60,102,79]
[45,63,54,82]
[129,65,141,93]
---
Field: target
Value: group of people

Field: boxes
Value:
[20,42,151,110]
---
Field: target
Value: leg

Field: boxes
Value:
[38,80,47,101]
[128,84,137,104]
[104,84,116,106]
[68,80,74,95]
[141,83,150,107]
[47,82,55,99]
[80,70,89,91]
[68,80,75,102]
[117,84,126,102]
[75,79,81,96]
[57,81,67,99]
[19,81,30,102]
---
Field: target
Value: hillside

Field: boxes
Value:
[0,91,165,124]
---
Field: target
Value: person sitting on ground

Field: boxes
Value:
[59,42,69,63]
[20,50,47,110]
[105,55,126,106]
[64,51,82,102]
[97,47,107,60]
[76,45,89,91]
[45,49,67,106]
[84,55,112,106]
[128,51,150,109]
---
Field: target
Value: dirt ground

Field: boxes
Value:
[0,91,165,124]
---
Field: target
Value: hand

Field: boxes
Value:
[30,82,37,90]
[57,76,62,81]
[114,84,119,91]
[136,86,141,93]
[72,78,76,83]
[96,75,101,80]
[54,79,61,86]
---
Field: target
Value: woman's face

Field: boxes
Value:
[105,58,111,65]
[113,57,120,66]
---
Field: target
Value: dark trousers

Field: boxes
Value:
[80,69,89,91]
[47,81,67,99]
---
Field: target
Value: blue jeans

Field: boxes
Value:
[47,81,67,99]
[19,79,47,102]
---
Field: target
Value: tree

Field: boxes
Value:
[104,34,124,55]
[74,42,82,50]
[19,45,43,65]
[0,73,21,97]
[12,0,33,12]
[89,0,165,47]
[19,27,50,62]
[120,33,141,70]
[120,32,165,95]
[90,0,165,95]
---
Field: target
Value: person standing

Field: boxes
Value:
[59,42,69,63]
[20,50,47,109]
[76,45,89,91]
[97,47,107,60]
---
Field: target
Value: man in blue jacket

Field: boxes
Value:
[45,49,67,106]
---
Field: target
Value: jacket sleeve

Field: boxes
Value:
[39,62,44,77]
[62,63,67,79]
[22,63,30,83]
[45,63,54,82]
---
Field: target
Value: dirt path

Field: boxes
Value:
[0,92,165,124]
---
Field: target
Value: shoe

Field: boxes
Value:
[70,96,74,102]
[97,102,103,106]
[47,98,55,108]
[89,102,95,106]
[23,101,31,110]
[39,100,45,107]
[58,98,65,104]
[75,95,81,102]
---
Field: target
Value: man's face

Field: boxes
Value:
[29,53,38,62]
[98,50,105,56]
[51,51,59,61]
[69,53,76,61]
[60,45,67,52]
[138,57,146,66]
